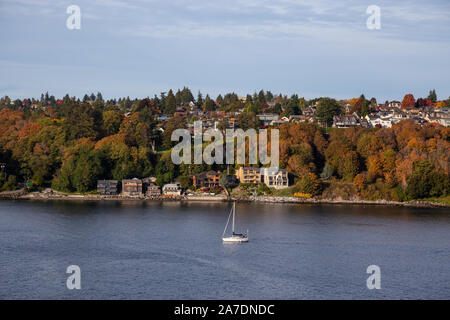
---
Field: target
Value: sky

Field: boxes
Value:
[1,0,450,102]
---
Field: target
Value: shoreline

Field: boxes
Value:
[1,191,448,209]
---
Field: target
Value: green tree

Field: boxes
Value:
[316,98,341,126]
[164,89,177,115]
[406,160,448,199]
[428,89,437,103]
[236,112,260,130]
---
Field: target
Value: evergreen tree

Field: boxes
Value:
[428,89,437,103]
[165,89,177,115]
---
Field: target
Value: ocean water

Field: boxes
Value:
[0,200,449,299]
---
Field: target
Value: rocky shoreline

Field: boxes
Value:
[248,196,449,208]
[0,190,447,208]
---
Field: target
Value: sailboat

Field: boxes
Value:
[222,202,248,243]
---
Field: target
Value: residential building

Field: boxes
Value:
[146,183,161,197]
[261,167,289,189]
[122,178,143,196]
[163,183,182,196]
[365,114,393,128]
[235,167,261,184]
[332,113,361,128]
[97,180,119,195]
[302,106,316,117]
[174,107,187,117]
[157,115,171,122]
[192,170,221,188]
[257,113,279,126]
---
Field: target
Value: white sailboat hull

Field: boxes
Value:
[222,235,248,243]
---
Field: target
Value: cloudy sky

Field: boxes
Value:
[1,0,449,101]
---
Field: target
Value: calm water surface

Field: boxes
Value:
[0,200,449,299]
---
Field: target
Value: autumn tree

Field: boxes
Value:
[102,110,123,136]
[401,94,416,109]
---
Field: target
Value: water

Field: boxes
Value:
[0,200,449,299]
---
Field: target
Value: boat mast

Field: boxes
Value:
[222,204,233,238]
[232,202,235,234]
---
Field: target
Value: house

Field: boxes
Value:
[439,117,450,127]
[261,167,289,189]
[192,170,221,188]
[228,117,236,128]
[257,114,279,126]
[235,167,261,184]
[163,183,182,196]
[332,113,361,128]
[142,177,157,185]
[388,101,401,108]
[302,106,316,117]
[97,180,119,195]
[189,107,205,118]
[174,107,188,117]
[157,115,171,122]
[146,183,161,197]
[365,114,393,128]
[122,178,143,196]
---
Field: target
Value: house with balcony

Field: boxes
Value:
[122,178,143,196]
[146,183,161,197]
[261,167,289,189]
[163,183,182,196]
[192,170,221,189]
[235,167,261,185]
[97,180,119,195]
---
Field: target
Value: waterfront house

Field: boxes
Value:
[235,167,261,185]
[192,170,221,189]
[97,180,119,195]
[122,178,143,196]
[146,183,161,197]
[163,183,182,196]
[261,167,289,189]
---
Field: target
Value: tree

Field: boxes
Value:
[445,97,450,108]
[64,103,97,140]
[220,173,239,197]
[297,173,322,196]
[203,94,216,111]
[102,110,123,136]
[284,94,300,116]
[162,114,186,148]
[359,94,369,117]
[316,98,341,126]
[52,141,103,193]
[196,92,203,108]
[428,89,437,103]
[320,163,333,180]
[401,94,416,109]
[406,160,448,199]
[164,90,177,115]
[236,112,260,130]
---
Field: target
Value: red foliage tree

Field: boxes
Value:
[401,94,416,109]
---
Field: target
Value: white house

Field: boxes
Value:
[163,183,182,196]
[261,167,289,189]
